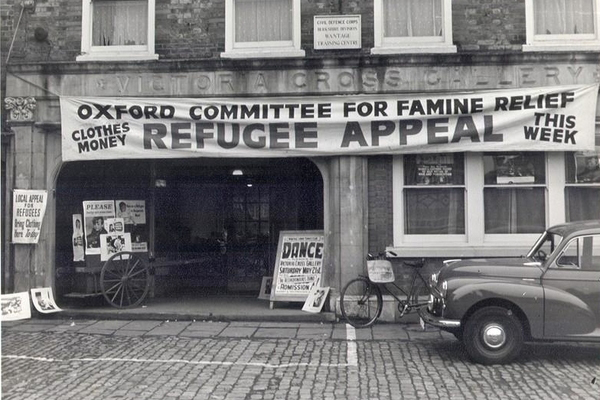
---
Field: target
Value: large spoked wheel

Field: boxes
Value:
[340,277,382,328]
[463,306,524,365]
[100,252,150,308]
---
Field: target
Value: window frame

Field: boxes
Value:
[523,0,600,52]
[372,0,456,55]
[221,0,305,59]
[392,152,556,257]
[77,0,158,62]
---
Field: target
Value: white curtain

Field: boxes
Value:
[534,0,594,35]
[93,0,148,46]
[235,0,292,42]
[383,0,442,37]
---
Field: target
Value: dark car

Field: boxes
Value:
[420,220,600,364]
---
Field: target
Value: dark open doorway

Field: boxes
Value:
[55,158,324,301]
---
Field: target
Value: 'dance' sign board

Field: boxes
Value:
[59,84,598,161]
[270,231,324,304]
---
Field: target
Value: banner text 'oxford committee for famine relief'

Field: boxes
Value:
[59,84,599,161]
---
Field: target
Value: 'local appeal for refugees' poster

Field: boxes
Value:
[271,231,324,303]
[12,190,48,244]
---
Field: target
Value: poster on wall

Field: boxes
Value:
[12,189,48,244]
[72,214,85,261]
[100,232,132,261]
[270,230,324,305]
[83,200,115,255]
[116,200,148,252]
[416,154,455,185]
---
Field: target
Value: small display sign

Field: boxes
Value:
[314,15,361,50]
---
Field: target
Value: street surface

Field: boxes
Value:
[2,319,600,399]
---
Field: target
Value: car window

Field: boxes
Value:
[556,235,600,271]
[529,231,562,261]
[556,238,580,269]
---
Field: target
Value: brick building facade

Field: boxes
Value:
[2,0,599,319]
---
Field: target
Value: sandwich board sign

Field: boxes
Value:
[270,230,324,307]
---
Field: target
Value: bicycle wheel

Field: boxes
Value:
[340,277,382,328]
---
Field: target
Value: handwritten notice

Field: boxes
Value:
[314,15,361,50]
[12,190,48,244]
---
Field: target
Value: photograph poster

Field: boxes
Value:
[116,200,148,252]
[100,232,132,261]
[1,292,31,321]
[83,200,115,255]
[30,288,62,314]
[258,276,273,300]
[72,214,85,262]
[302,283,330,313]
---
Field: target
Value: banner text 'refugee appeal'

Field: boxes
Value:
[60,84,599,161]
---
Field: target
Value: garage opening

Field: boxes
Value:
[55,158,324,302]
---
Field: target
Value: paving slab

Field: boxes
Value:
[184,321,228,331]
[76,327,116,335]
[145,321,191,336]
[372,324,410,340]
[113,329,147,337]
[86,320,131,330]
[218,326,257,338]
[253,327,298,338]
[296,327,332,339]
[121,320,163,331]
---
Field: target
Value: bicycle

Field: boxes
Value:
[340,251,431,328]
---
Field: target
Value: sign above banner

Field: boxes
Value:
[59,84,599,161]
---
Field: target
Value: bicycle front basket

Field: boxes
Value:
[367,259,395,283]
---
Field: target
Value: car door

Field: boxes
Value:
[542,234,600,339]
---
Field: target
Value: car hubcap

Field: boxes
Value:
[482,323,506,349]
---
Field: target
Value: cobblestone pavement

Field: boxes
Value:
[2,319,600,400]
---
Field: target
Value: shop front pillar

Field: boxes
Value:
[6,96,55,292]
[322,156,368,311]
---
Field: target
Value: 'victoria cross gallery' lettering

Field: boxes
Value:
[59,84,598,161]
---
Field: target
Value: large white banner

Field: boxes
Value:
[60,84,599,161]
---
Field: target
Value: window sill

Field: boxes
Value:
[371,45,457,55]
[523,43,600,52]
[387,244,532,258]
[220,49,305,59]
[76,53,160,62]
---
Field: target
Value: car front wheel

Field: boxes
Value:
[463,306,524,365]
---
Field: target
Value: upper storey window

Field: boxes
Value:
[77,0,158,61]
[372,0,456,54]
[524,0,600,51]
[221,0,304,59]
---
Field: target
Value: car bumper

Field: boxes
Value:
[418,307,461,329]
